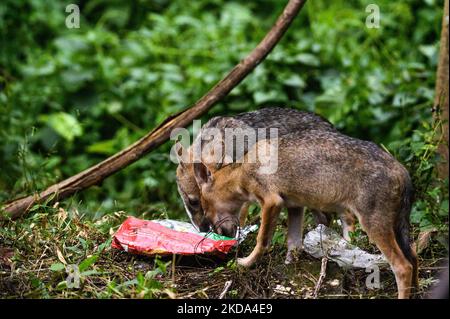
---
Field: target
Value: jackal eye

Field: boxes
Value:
[188,197,199,208]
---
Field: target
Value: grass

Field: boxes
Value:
[0,204,446,299]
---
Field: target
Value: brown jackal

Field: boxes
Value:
[193,129,418,299]
[176,108,355,261]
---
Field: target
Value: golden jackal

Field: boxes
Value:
[194,129,418,299]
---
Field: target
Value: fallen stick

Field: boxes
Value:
[1,0,307,220]
[172,254,176,286]
[313,252,329,299]
[219,280,233,299]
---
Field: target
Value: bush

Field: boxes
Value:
[0,0,447,239]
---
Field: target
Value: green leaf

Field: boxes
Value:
[56,281,68,290]
[211,266,224,275]
[294,53,320,66]
[419,44,437,59]
[439,200,449,216]
[253,91,282,104]
[97,238,112,253]
[392,92,418,107]
[154,258,170,274]
[86,139,117,155]
[78,255,98,272]
[282,74,306,88]
[61,69,94,90]
[50,263,65,272]
[145,269,162,280]
[81,270,101,277]
[31,277,43,288]
[40,112,83,142]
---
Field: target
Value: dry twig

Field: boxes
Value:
[219,280,233,299]
[313,252,329,299]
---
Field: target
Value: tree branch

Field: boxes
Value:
[1,0,308,220]
[434,0,449,178]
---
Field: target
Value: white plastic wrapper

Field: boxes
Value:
[303,224,388,269]
[236,224,259,243]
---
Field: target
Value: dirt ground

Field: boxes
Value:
[0,209,446,299]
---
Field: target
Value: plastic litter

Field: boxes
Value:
[112,217,386,269]
[303,224,388,269]
[112,216,257,256]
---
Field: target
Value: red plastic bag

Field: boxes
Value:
[112,216,238,256]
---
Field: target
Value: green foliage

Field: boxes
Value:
[0,0,447,242]
[105,257,173,298]
[39,112,84,142]
[0,205,175,298]
[400,119,449,233]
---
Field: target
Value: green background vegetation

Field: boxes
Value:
[1,0,447,231]
[0,0,448,298]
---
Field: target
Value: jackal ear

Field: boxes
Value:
[193,162,213,187]
[175,142,186,168]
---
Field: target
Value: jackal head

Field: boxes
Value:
[175,143,211,232]
[193,162,243,238]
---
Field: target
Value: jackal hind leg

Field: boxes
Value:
[285,207,304,264]
[312,210,331,226]
[359,214,413,299]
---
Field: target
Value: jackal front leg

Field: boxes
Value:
[239,202,251,227]
[237,197,282,268]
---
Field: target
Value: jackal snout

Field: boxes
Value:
[213,218,238,238]
[194,161,243,237]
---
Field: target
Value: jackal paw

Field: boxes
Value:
[237,256,256,268]
[343,233,352,242]
[285,248,301,265]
